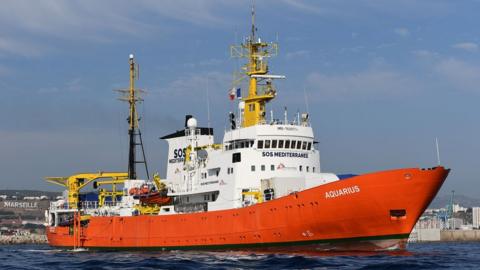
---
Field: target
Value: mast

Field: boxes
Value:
[116,54,150,180]
[230,4,281,128]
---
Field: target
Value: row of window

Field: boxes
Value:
[225,140,255,151]
[250,165,315,173]
[204,164,316,177]
[225,139,313,151]
[258,139,312,150]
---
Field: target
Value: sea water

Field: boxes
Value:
[1,242,479,269]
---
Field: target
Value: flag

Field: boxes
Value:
[236,88,241,99]
[229,88,235,101]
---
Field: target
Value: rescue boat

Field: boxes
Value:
[44,7,449,251]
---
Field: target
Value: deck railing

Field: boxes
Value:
[49,201,121,211]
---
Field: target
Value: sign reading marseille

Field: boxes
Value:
[3,201,39,209]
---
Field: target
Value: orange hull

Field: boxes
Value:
[47,167,449,251]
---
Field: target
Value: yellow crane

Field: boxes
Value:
[45,172,128,208]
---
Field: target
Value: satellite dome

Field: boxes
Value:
[187,117,197,129]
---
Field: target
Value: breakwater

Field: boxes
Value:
[0,234,47,245]
[441,230,480,241]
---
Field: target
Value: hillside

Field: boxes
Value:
[429,193,480,209]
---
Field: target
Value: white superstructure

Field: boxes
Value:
[161,114,339,213]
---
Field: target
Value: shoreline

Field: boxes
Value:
[0,234,47,245]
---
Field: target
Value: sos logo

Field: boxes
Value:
[173,148,187,159]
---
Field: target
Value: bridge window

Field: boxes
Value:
[296,141,302,149]
[232,153,241,163]
[272,140,277,148]
[271,164,275,171]
[299,165,303,172]
[290,140,296,149]
[261,165,265,171]
[285,140,290,148]
[307,142,312,150]
[278,140,284,148]
[257,140,263,149]
[302,141,307,150]
[251,165,256,172]
[313,167,315,173]
[306,166,309,172]
[264,140,271,149]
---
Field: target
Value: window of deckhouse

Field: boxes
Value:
[251,165,256,172]
[285,140,290,148]
[290,140,296,149]
[264,140,271,148]
[272,140,277,148]
[306,166,309,172]
[307,142,312,150]
[296,141,302,149]
[271,165,275,171]
[261,165,265,171]
[257,140,264,149]
[299,165,303,172]
[278,140,284,148]
[302,141,307,150]
[232,153,241,163]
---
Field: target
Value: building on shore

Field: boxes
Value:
[473,207,480,229]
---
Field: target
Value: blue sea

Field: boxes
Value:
[1,242,479,269]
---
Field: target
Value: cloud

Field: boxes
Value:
[412,50,439,58]
[37,77,86,94]
[0,37,42,57]
[285,50,310,59]
[0,1,239,57]
[452,42,478,52]
[156,71,231,97]
[0,65,11,76]
[394,27,410,37]
[183,58,224,69]
[280,0,329,15]
[305,68,420,101]
[434,58,480,93]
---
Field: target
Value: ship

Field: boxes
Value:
[44,8,450,251]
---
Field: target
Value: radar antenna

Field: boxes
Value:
[230,4,283,128]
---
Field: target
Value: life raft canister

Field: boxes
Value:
[129,187,140,195]
[140,184,149,195]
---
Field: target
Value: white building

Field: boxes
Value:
[453,203,467,213]
[473,207,480,229]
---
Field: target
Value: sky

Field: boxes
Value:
[1,0,479,197]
